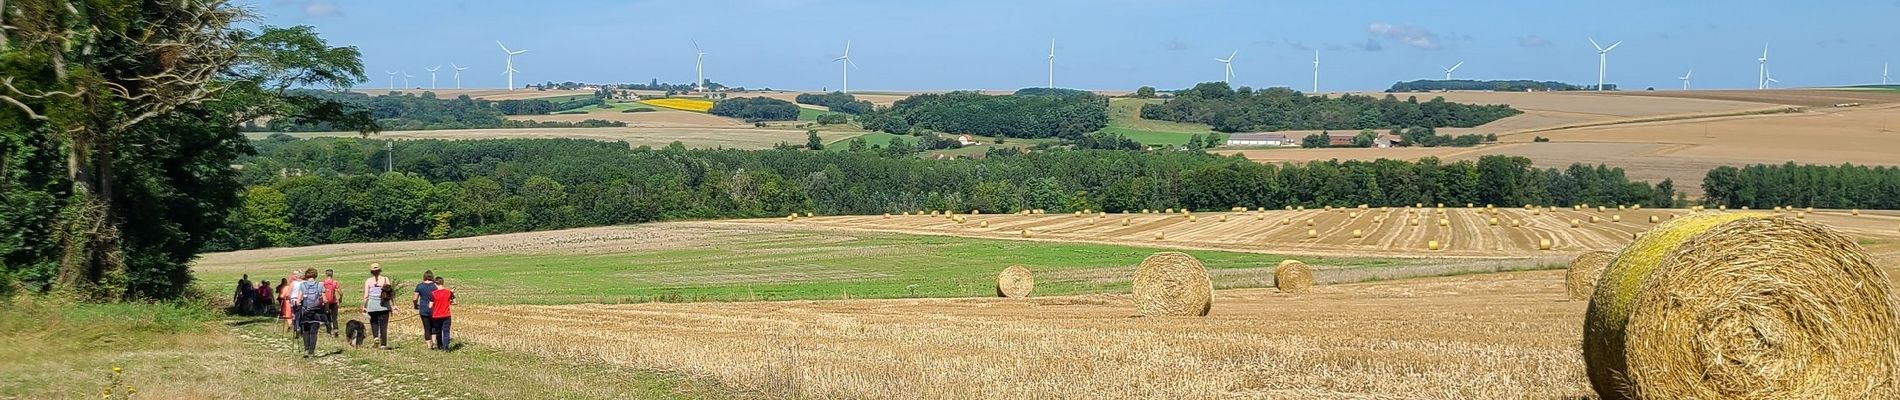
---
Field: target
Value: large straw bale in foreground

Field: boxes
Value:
[995,265,1034,298]
[1565,251,1616,301]
[1583,213,1900,400]
[1274,259,1314,294]
[1132,252,1213,317]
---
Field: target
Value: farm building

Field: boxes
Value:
[957,134,981,146]
[1226,133,1293,147]
[1328,135,1356,147]
[1376,134,1404,148]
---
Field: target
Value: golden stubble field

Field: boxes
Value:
[377,209,1900,399]
[251,127,860,150]
[350,88,599,101]
[1221,90,1900,196]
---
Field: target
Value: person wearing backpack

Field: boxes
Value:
[362,263,393,349]
[289,268,326,357]
[320,269,341,336]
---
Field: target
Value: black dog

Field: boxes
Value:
[345,320,366,348]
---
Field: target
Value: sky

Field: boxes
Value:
[252,0,1900,92]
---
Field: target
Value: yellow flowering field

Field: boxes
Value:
[638,98,715,112]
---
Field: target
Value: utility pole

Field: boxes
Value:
[385,140,393,173]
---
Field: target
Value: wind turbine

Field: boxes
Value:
[1442,61,1464,80]
[832,41,858,93]
[1764,66,1779,89]
[402,72,414,89]
[1757,43,1769,90]
[497,41,529,91]
[385,70,398,90]
[692,39,707,93]
[450,63,468,89]
[1678,69,1693,90]
[424,65,441,89]
[1883,63,1889,85]
[1311,50,1320,93]
[1047,39,1056,89]
[1589,37,1622,91]
[1216,50,1236,84]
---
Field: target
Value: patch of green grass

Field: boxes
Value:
[796,107,842,121]
[1100,98,1216,146]
[196,230,1398,305]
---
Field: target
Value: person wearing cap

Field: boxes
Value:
[362,263,394,349]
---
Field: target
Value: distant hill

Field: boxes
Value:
[1387,80,1602,92]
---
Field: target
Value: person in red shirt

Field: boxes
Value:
[429,276,456,351]
[320,269,341,337]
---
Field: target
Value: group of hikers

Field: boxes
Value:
[232,263,457,357]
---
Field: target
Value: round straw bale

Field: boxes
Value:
[1854,209,1861,216]
[1427,240,1441,251]
[804,212,814,218]
[1719,205,1728,211]
[1591,216,1601,223]
[1582,214,1900,400]
[1122,218,1131,226]
[1188,215,1198,222]
[1438,218,1450,227]
[1488,217,1499,226]
[1305,218,1315,226]
[1648,215,1659,223]
[1154,231,1165,240]
[786,214,797,222]
[1618,204,1627,210]
[1274,259,1315,293]
[1131,252,1213,317]
[1409,219,1420,226]
[1566,250,1617,301]
[1612,215,1622,222]
[1280,219,1291,226]
[1219,215,1228,222]
[1511,219,1522,227]
[1019,229,1031,238]
[1572,219,1583,228]
[1166,208,1174,213]
[995,265,1034,298]
[1806,206,1815,213]
[1306,229,1318,239]
[1352,229,1364,238]
[1797,211,1807,219]
[1631,204,1642,210]
[1539,238,1553,250]
[883,213,891,219]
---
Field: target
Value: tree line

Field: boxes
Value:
[1386,80,1590,92]
[794,92,875,114]
[709,97,802,122]
[249,90,624,132]
[1702,163,1900,209]
[860,88,1109,139]
[1140,82,1522,133]
[206,137,1680,251]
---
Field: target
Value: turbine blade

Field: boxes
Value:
[1603,41,1622,52]
[1588,37,1601,50]
[496,41,511,53]
[692,39,701,51]
[1228,50,1238,60]
[1450,61,1463,72]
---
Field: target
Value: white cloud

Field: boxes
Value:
[1516,35,1552,47]
[1368,22,1440,50]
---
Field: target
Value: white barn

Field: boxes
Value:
[1226,133,1293,147]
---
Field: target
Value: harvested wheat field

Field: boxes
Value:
[503,109,747,127]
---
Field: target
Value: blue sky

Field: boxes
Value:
[253,0,1900,92]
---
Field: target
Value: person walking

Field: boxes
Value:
[413,271,438,348]
[428,276,456,351]
[277,276,293,332]
[290,269,325,358]
[234,274,253,315]
[255,280,274,317]
[320,269,341,336]
[362,263,393,349]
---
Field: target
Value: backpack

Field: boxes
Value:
[297,280,323,311]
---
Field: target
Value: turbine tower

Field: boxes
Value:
[385,70,398,90]
[497,41,529,91]
[1884,62,1889,85]
[1757,43,1769,90]
[402,72,414,89]
[450,63,468,89]
[692,39,707,93]
[1442,61,1464,80]
[425,65,441,89]
[1215,50,1236,84]
[832,41,858,93]
[1589,38,1622,91]
[1047,39,1056,89]
[1311,50,1320,93]
[1678,69,1693,90]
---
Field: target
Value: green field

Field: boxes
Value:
[554,100,658,114]
[194,228,1397,305]
[1099,98,1218,146]
[796,107,846,121]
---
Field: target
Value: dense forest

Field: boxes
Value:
[1140,82,1522,133]
[207,137,1679,251]
[1702,163,1900,209]
[1386,80,1593,92]
[709,97,802,121]
[249,90,623,131]
[861,88,1108,139]
[795,92,875,114]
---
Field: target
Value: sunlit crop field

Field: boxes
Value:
[640,98,716,113]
